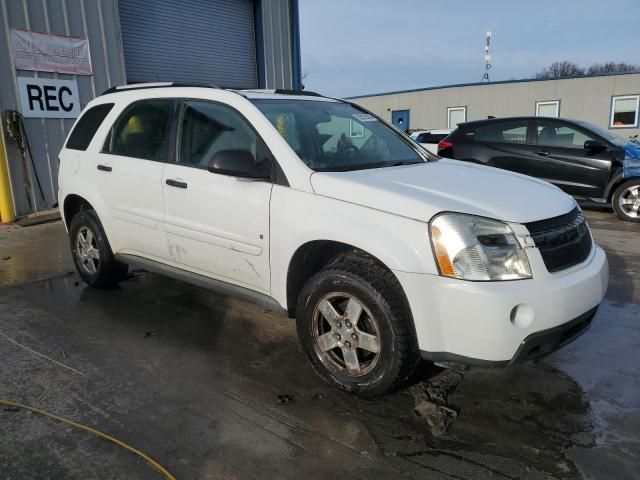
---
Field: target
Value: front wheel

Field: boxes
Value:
[69,209,129,288]
[296,254,419,396]
[612,179,640,222]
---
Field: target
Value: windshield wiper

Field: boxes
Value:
[315,162,387,172]
[315,160,425,173]
[388,160,424,167]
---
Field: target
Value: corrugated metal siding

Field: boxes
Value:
[260,0,293,89]
[118,0,257,88]
[0,0,299,217]
[0,0,126,216]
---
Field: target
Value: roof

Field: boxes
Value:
[345,70,640,100]
[456,116,597,128]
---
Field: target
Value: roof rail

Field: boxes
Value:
[239,88,323,97]
[101,82,221,96]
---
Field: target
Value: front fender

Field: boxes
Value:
[269,186,438,307]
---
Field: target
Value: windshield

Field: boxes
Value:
[573,120,628,147]
[251,99,429,171]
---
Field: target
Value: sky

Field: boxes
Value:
[298,0,640,98]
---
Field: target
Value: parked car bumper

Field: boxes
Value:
[394,245,608,364]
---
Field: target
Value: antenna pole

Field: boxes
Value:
[482,31,492,82]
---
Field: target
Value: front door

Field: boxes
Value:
[391,110,410,132]
[531,119,613,198]
[95,99,175,259]
[161,100,272,293]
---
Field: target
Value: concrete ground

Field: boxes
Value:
[0,209,638,479]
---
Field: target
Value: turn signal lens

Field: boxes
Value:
[431,225,455,277]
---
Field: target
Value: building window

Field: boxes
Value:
[610,95,639,128]
[447,106,467,129]
[535,100,560,118]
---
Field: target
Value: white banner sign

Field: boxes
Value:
[17,77,81,118]
[11,28,92,75]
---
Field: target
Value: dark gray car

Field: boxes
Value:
[438,116,640,221]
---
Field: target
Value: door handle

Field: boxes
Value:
[534,150,550,156]
[97,164,112,172]
[166,179,188,189]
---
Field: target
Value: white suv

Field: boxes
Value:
[58,83,608,395]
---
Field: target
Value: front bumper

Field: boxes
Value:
[394,244,608,363]
[420,306,597,366]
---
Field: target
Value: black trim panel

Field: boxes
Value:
[116,254,286,314]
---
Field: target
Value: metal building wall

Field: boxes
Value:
[258,0,301,90]
[0,0,126,216]
[0,0,300,218]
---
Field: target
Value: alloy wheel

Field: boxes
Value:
[75,226,100,274]
[619,185,640,219]
[311,292,382,377]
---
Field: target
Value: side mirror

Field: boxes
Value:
[208,149,270,180]
[584,140,606,153]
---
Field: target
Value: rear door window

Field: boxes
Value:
[475,120,529,144]
[104,99,174,161]
[65,103,114,151]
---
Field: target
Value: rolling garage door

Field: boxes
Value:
[118,0,257,88]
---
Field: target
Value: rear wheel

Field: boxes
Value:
[612,179,640,222]
[69,209,128,288]
[296,254,419,396]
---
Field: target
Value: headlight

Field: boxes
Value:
[430,213,532,281]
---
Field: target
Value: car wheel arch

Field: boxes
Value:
[285,240,416,330]
[63,194,96,228]
[605,172,631,202]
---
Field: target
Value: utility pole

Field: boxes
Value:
[482,31,492,82]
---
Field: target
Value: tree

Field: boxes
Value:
[586,62,640,75]
[535,61,585,79]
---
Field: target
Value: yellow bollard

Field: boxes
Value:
[0,128,16,224]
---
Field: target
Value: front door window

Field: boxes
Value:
[535,121,595,148]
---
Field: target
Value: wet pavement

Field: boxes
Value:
[0,209,638,479]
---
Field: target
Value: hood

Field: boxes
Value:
[310,159,576,224]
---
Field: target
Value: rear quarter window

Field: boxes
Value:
[65,103,114,151]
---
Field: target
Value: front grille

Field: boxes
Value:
[524,207,592,273]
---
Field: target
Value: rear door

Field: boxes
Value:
[161,99,272,293]
[531,119,613,197]
[95,98,175,259]
[468,119,537,174]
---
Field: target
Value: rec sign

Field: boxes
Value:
[17,77,81,119]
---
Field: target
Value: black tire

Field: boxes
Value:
[612,179,640,222]
[296,253,419,396]
[69,209,128,288]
